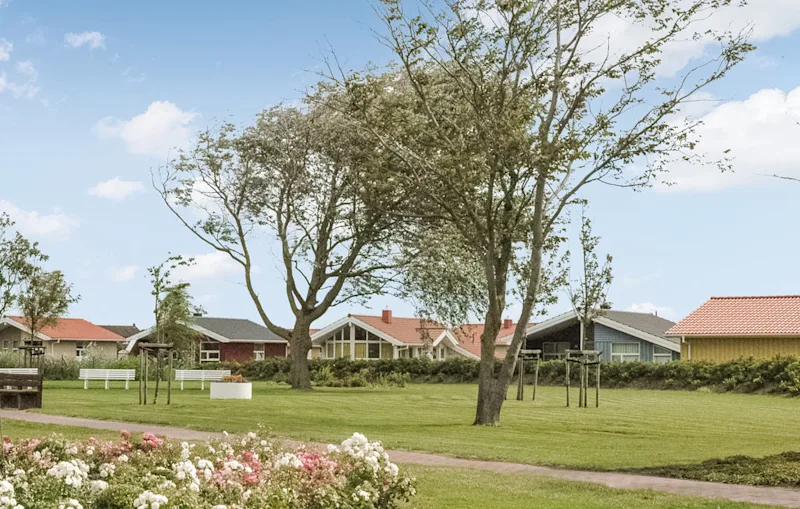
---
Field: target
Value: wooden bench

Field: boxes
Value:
[0,373,42,409]
[175,369,231,390]
[79,369,136,390]
[0,368,39,375]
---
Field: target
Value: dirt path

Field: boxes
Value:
[3,410,798,507]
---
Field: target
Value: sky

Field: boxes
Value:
[1,0,799,330]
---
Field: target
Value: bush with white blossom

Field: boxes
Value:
[0,430,415,508]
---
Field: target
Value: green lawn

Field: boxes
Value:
[0,416,782,508]
[0,418,121,441]
[33,382,800,470]
[403,466,782,509]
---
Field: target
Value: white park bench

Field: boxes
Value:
[79,369,136,390]
[175,369,231,390]
[0,368,39,375]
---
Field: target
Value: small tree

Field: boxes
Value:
[567,204,613,351]
[0,213,48,316]
[156,104,404,390]
[146,255,201,396]
[17,269,80,353]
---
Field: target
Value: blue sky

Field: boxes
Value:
[1,1,799,330]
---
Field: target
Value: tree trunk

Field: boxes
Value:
[474,310,506,425]
[289,318,313,390]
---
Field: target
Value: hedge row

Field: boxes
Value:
[5,353,800,395]
[204,355,800,396]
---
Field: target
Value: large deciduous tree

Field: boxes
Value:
[156,104,404,390]
[329,0,751,424]
[0,213,48,316]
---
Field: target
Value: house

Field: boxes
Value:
[0,316,126,360]
[311,310,516,360]
[125,316,288,362]
[504,310,680,363]
[99,324,141,339]
[666,295,800,362]
[451,319,529,359]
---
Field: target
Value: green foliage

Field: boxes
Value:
[16,269,80,339]
[203,356,800,396]
[0,212,49,316]
[624,452,800,488]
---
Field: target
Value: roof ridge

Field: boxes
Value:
[709,295,800,300]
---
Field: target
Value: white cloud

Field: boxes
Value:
[0,39,12,61]
[627,302,676,320]
[64,31,106,49]
[106,265,138,283]
[122,67,146,84]
[660,86,800,191]
[88,177,145,200]
[0,200,79,241]
[173,251,241,281]
[93,101,198,157]
[6,60,39,99]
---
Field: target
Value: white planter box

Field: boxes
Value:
[210,382,252,400]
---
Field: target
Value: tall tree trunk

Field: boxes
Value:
[474,310,505,425]
[289,317,313,390]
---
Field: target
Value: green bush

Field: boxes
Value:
[213,355,800,396]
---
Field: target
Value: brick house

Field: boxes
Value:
[125,316,288,363]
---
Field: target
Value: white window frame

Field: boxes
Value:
[200,341,221,363]
[653,345,672,364]
[254,343,265,361]
[76,341,88,361]
[610,342,641,363]
[542,341,570,361]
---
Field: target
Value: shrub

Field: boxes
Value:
[0,430,415,508]
[221,374,248,383]
[214,355,800,396]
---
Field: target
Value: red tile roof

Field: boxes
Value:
[666,296,800,337]
[453,322,524,358]
[8,316,124,341]
[351,315,445,345]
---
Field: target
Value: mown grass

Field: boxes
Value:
[401,465,783,509]
[0,420,779,509]
[34,381,800,469]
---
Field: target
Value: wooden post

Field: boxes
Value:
[167,350,173,405]
[565,357,570,407]
[138,352,143,405]
[596,361,600,408]
[516,356,524,401]
[578,358,584,408]
[143,351,148,405]
[532,357,540,401]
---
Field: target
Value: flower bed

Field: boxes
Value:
[0,430,415,508]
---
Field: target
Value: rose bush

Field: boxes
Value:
[0,431,414,508]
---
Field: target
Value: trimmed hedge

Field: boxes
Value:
[205,355,800,396]
[6,352,800,395]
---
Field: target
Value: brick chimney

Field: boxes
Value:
[382,309,392,324]
[503,318,513,329]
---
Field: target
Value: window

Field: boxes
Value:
[368,342,380,359]
[254,344,265,361]
[76,342,87,361]
[200,342,221,362]
[653,345,673,364]
[542,341,570,360]
[611,342,640,362]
